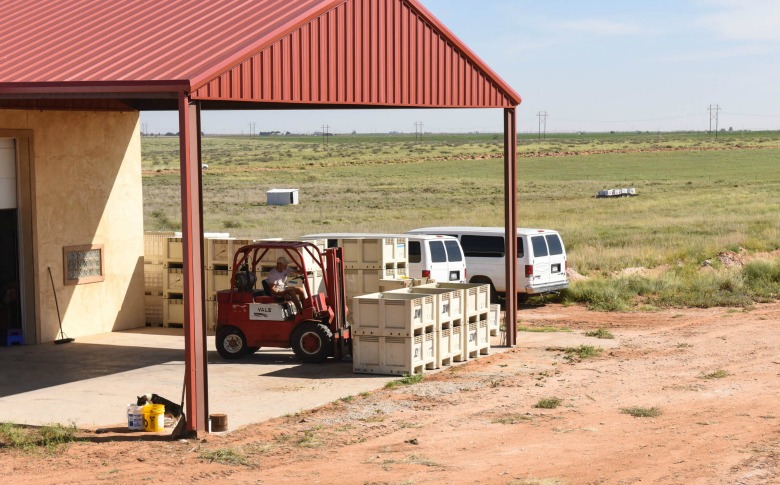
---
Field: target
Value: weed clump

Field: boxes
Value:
[700,369,729,379]
[199,447,251,466]
[585,328,614,339]
[620,407,662,418]
[534,397,562,409]
[0,422,80,452]
[563,345,603,361]
[385,373,424,389]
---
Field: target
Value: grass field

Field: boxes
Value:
[142,131,780,309]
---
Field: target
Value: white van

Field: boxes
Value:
[406,234,466,283]
[302,233,466,283]
[407,227,568,301]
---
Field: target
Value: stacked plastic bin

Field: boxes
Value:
[351,292,436,375]
[415,282,491,361]
[336,236,409,315]
[488,303,501,336]
[143,232,239,329]
[142,231,175,325]
[385,286,464,368]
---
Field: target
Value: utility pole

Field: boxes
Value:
[248,122,256,138]
[141,123,149,136]
[707,104,721,138]
[536,111,548,139]
[322,124,329,145]
[414,121,424,141]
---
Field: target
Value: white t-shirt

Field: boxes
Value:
[266,267,293,293]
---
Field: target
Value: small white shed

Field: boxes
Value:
[267,188,299,206]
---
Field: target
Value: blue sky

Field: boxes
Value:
[141,0,780,134]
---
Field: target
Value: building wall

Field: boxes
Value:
[0,109,145,342]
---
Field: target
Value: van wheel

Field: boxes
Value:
[470,277,499,304]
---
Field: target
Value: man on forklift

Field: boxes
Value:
[266,256,307,312]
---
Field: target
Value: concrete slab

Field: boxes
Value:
[0,327,396,432]
[0,326,613,433]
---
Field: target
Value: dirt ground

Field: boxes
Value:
[2,302,779,485]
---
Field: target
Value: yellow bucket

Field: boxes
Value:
[143,404,165,432]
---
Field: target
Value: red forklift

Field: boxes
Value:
[215,241,350,363]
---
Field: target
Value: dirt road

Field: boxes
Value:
[2,303,779,484]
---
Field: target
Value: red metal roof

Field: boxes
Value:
[0,0,520,107]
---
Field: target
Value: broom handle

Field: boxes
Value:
[47,267,64,329]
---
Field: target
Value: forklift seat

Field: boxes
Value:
[262,279,286,302]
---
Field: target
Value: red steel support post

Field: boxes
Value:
[178,93,209,434]
[503,107,518,346]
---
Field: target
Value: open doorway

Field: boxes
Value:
[0,139,22,342]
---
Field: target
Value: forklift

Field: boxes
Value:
[215,241,350,363]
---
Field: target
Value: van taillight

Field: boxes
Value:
[464,269,467,279]
[422,270,431,278]
[524,265,533,276]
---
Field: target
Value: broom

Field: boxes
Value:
[48,267,74,344]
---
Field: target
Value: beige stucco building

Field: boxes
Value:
[0,109,146,344]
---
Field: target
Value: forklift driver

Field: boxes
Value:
[266,256,306,312]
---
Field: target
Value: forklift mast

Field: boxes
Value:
[323,247,348,331]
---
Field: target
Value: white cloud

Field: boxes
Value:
[698,0,780,42]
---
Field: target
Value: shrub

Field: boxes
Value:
[534,397,562,409]
[621,407,662,418]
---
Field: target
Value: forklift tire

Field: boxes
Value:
[290,322,333,363]
[216,326,248,359]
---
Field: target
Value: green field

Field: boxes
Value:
[142,131,780,309]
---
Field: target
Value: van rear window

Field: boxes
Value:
[460,235,504,258]
[546,234,563,255]
[531,236,549,257]
[444,240,463,262]
[516,237,525,258]
[408,241,422,263]
[429,241,447,263]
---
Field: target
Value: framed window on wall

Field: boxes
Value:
[63,244,104,285]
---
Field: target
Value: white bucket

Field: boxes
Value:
[127,404,144,431]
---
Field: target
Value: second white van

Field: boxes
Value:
[407,227,568,302]
[301,233,466,283]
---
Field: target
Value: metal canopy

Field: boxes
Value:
[0,0,521,436]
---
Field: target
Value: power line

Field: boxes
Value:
[536,111,548,139]
[708,104,721,138]
[414,121,424,140]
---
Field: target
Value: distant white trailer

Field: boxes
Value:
[597,187,637,198]
[267,188,299,205]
